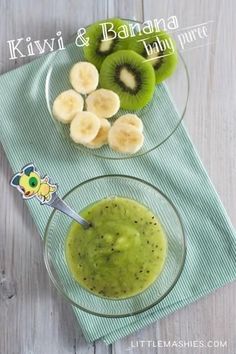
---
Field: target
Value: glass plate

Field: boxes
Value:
[45,20,189,160]
[44,175,186,317]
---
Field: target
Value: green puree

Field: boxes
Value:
[65,197,167,299]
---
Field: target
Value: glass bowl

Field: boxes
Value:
[44,175,186,317]
[45,19,189,160]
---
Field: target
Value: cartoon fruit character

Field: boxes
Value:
[10,164,57,202]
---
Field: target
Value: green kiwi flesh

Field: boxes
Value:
[83,18,130,70]
[99,50,156,110]
[128,30,178,84]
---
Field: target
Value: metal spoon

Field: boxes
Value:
[44,191,91,229]
[10,163,91,229]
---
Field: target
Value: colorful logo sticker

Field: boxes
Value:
[10,163,57,204]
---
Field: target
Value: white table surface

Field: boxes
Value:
[0,0,236,353]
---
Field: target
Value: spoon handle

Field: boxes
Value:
[48,194,91,229]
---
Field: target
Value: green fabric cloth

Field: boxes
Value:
[0,53,236,344]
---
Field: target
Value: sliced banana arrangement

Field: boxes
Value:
[70,112,101,144]
[86,89,120,118]
[69,62,99,94]
[108,124,144,154]
[52,89,84,124]
[84,118,111,149]
[113,114,143,132]
[52,61,145,155]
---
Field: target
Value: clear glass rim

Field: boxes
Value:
[45,19,190,160]
[43,174,187,318]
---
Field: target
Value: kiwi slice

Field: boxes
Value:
[99,50,155,110]
[83,18,129,70]
[128,31,178,84]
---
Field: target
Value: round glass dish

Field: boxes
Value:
[45,19,189,160]
[44,175,186,317]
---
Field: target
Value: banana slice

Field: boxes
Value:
[114,114,143,132]
[86,88,120,118]
[108,124,144,154]
[70,111,101,144]
[84,118,111,149]
[69,62,99,94]
[52,89,84,123]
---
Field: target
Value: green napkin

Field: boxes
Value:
[0,52,236,344]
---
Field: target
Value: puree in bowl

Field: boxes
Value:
[65,197,167,299]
